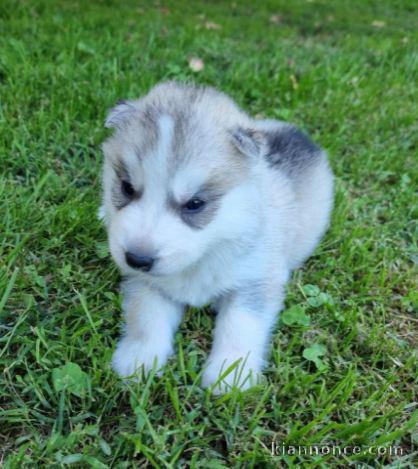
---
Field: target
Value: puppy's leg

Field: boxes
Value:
[202,276,288,393]
[112,280,184,378]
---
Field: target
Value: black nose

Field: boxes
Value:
[125,252,155,272]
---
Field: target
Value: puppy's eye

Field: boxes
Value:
[121,180,135,198]
[183,197,206,213]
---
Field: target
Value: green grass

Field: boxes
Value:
[1,0,417,466]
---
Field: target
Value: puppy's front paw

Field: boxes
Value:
[202,353,263,394]
[112,337,172,379]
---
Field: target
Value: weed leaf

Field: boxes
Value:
[52,362,90,397]
[303,344,328,371]
[282,305,311,326]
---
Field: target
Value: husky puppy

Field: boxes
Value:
[100,81,334,393]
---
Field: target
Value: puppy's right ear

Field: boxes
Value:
[230,127,266,159]
[105,100,138,130]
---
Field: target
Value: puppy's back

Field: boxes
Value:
[256,119,334,268]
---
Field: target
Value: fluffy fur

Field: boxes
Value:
[100,81,334,393]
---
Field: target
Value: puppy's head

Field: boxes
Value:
[101,82,264,276]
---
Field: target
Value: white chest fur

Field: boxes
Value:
[143,239,258,306]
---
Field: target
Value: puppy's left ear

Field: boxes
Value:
[230,127,266,159]
[105,100,138,130]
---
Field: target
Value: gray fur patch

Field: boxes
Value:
[264,125,321,176]
[137,104,160,152]
[111,158,129,180]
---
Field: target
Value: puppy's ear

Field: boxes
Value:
[230,127,266,158]
[105,100,138,129]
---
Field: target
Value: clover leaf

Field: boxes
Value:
[303,344,328,371]
[52,362,90,397]
[282,305,311,326]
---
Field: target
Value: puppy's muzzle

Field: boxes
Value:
[125,252,155,272]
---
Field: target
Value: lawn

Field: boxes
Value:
[1,0,417,466]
